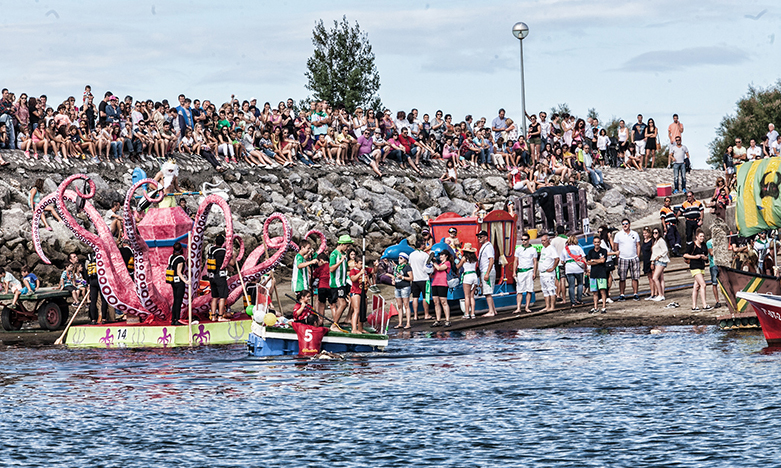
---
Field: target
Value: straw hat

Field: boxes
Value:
[461,242,476,253]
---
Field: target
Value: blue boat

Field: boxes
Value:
[247,322,388,356]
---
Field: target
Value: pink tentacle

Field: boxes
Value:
[32,192,59,264]
[305,229,328,255]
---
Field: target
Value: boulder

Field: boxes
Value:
[361,178,386,194]
[629,197,648,212]
[350,208,374,228]
[389,208,423,235]
[331,196,351,216]
[231,199,260,218]
[484,176,509,196]
[230,182,250,198]
[419,179,445,200]
[462,178,483,196]
[601,189,626,210]
[317,178,340,198]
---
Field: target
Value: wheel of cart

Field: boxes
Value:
[1,305,24,331]
[37,299,69,331]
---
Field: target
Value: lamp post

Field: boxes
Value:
[512,22,529,138]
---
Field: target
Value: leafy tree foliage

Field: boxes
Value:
[708,81,781,167]
[305,16,382,113]
[550,103,571,116]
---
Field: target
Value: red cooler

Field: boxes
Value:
[657,184,672,197]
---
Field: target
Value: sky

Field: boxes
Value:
[1,0,779,168]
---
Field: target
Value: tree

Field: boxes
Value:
[550,103,571,116]
[305,16,382,113]
[587,108,599,121]
[708,81,781,167]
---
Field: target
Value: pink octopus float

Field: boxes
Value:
[31,174,326,324]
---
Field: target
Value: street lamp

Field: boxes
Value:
[512,22,529,137]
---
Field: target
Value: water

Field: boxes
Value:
[1,326,779,467]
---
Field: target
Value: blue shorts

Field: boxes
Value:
[20,285,35,295]
[710,266,718,281]
[394,286,411,299]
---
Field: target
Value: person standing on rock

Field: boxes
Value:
[328,235,353,332]
[660,197,682,256]
[477,230,498,317]
[668,136,689,194]
[667,114,683,152]
[537,233,560,312]
[409,239,432,320]
[612,218,641,302]
[680,191,703,246]
[631,114,647,170]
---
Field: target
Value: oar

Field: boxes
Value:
[188,232,193,346]
[54,293,90,345]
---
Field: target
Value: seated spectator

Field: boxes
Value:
[355,128,383,178]
[10,265,39,309]
[440,159,457,183]
[59,263,83,305]
[105,200,123,238]
[1,266,23,302]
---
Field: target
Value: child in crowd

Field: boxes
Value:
[444,227,462,253]
[311,252,331,319]
[10,265,39,309]
[293,289,322,326]
[348,257,373,334]
[1,266,23,307]
[440,159,458,183]
[59,263,82,305]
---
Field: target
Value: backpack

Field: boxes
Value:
[446,264,461,289]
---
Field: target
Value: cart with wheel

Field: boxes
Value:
[0,288,72,331]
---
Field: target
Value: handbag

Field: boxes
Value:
[685,157,691,173]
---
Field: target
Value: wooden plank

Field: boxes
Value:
[0,288,71,301]
[566,192,577,233]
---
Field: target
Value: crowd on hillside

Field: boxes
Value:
[0,85,704,187]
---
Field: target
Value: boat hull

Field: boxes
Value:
[247,321,388,356]
[65,319,252,348]
[736,292,781,345]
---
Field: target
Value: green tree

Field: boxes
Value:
[550,103,571,116]
[587,108,599,121]
[708,81,781,167]
[305,16,382,113]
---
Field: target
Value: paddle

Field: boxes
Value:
[54,293,90,345]
[188,232,193,346]
[284,293,336,326]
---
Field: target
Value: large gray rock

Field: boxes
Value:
[601,189,626,210]
[317,178,340,198]
[331,196,351,216]
[86,173,111,193]
[447,198,475,217]
[462,178,483,196]
[350,208,374,228]
[419,179,445,200]
[369,195,394,218]
[230,182,250,198]
[389,207,423,234]
[0,207,28,240]
[362,178,386,194]
[231,199,260,218]
[484,176,509,196]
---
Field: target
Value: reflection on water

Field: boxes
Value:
[2,326,780,467]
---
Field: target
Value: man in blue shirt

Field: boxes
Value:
[491,109,507,140]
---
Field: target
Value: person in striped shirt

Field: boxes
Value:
[328,235,353,332]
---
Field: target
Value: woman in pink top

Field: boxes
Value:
[430,250,453,327]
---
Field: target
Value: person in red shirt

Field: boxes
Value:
[311,252,331,318]
[348,257,374,334]
[398,127,424,174]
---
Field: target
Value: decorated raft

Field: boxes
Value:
[31,173,319,348]
[247,321,388,356]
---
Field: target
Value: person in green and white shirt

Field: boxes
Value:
[513,232,538,314]
[328,235,353,332]
[292,240,318,294]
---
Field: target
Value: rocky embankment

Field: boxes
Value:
[0,149,720,284]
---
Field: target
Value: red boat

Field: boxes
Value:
[736,292,781,345]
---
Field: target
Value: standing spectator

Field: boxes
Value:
[617,119,630,158]
[747,139,762,160]
[640,227,655,300]
[392,252,413,329]
[649,227,669,302]
[684,230,713,311]
[667,114,683,149]
[491,109,507,140]
[669,136,689,194]
[768,123,778,145]
[681,191,704,246]
[477,230,498,317]
[429,250,452,328]
[733,138,747,162]
[513,232,538,314]
[586,239,608,313]
[644,118,659,168]
[660,197,682,256]
[723,145,736,188]
[706,237,721,308]
[612,218,641,302]
[456,244,479,319]
[0,88,17,148]
[560,235,586,307]
[409,239,431,321]
[537,233,560,312]
[631,114,646,169]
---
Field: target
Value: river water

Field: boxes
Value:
[1,326,779,467]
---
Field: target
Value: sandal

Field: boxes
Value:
[430,321,442,327]
[393,324,403,329]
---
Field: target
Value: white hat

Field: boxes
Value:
[399,252,409,260]
[510,168,519,175]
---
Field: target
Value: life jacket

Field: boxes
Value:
[660,206,677,226]
[166,254,184,284]
[86,253,98,278]
[206,246,227,279]
[126,256,135,275]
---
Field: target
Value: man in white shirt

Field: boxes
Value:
[747,139,763,160]
[550,226,568,302]
[537,233,559,312]
[669,136,689,194]
[513,232,538,314]
[477,230,497,316]
[611,218,641,302]
[772,135,781,157]
[733,138,747,162]
[539,112,551,147]
[768,123,778,146]
[408,239,431,320]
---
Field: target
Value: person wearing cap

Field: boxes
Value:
[476,230,497,316]
[537,233,560,312]
[513,232,538,314]
[328,235,353,332]
[105,95,121,126]
[421,228,434,252]
[392,252,413,329]
[456,243,479,319]
[409,238,432,320]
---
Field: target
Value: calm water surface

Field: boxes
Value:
[1,326,779,467]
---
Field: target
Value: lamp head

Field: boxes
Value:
[512,22,529,40]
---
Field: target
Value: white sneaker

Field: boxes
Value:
[653,296,665,302]
[606,297,613,303]
[645,296,655,301]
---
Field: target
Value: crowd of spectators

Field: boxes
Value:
[0,85,703,186]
